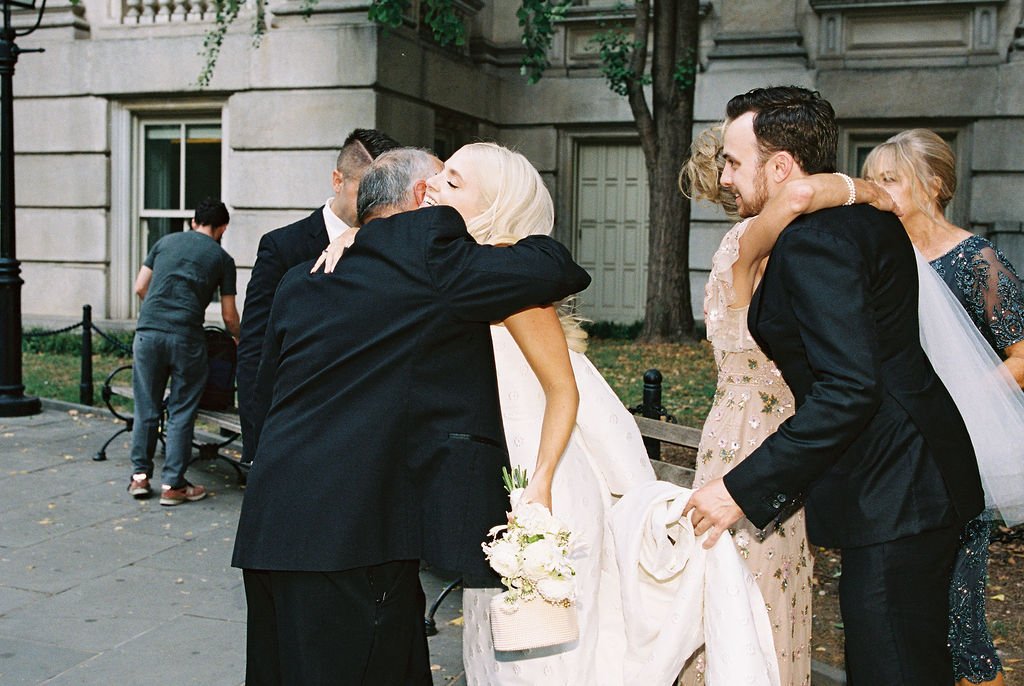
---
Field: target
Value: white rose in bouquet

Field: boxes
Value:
[514,501,558,535]
[520,536,560,578]
[536,575,576,603]
[486,538,521,579]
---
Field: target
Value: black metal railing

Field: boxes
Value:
[22,304,133,406]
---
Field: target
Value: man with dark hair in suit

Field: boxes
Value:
[236,128,401,463]
[232,148,590,685]
[684,86,984,683]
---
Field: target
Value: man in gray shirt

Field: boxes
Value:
[128,198,240,505]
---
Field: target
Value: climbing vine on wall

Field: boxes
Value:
[193,0,574,88]
[368,0,466,48]
[516,0,572,84]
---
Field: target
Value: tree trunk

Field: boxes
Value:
[638,0,700,342]
[641,152,694,342]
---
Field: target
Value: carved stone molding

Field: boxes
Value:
[15,0,89,33]
[813,0,1007,67]
[709,30,806,61]
[811,0,1004,8]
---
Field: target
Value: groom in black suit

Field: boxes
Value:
[232,148,591,685]
[235,128,401,464]
[685,87,983,684]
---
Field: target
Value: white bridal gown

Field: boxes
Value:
[461,325,780,686]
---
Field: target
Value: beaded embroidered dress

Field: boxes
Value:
[680,219,812,686]
[930,234,1024,683]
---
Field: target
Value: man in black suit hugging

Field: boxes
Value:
[232,148,591,685]
[236,128,401,464]
[685,87,983,683]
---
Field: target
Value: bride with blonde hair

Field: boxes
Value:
[415,141,646,683]
[322,141,794,685]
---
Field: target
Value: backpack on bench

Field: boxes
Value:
[199,326,237,411]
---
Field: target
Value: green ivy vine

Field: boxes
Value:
[589,14,648,97]
[672,47,697,90]
[197,0,266,88]
[423,0,466,47]
[368,0,466,48]
[194,0,577,89]
[516,0,572,84]
[367,0,410,28]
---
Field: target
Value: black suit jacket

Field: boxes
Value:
[231,206,591,578]
[723,205,984,548]
[237,208,329,463]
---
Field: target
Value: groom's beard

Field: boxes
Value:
[736,167,770,218]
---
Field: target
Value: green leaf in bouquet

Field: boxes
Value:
[501,465,530,494]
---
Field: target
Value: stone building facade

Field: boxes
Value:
[13,0,1024,325]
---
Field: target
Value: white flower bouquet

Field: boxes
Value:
[482,467,579,651]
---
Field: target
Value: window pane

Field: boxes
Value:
[855,144,877,176]
[184,124,222,209]
[144,125,181,210]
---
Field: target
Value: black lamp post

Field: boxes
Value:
[0,0,45,417]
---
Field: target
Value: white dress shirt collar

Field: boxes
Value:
[322,198,351,243]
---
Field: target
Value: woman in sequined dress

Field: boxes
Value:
[864,129,1024,686]
[679,126,898,686]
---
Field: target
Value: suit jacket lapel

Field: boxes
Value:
[306,207,330,256]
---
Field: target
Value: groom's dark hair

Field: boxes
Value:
[726,86,838,174]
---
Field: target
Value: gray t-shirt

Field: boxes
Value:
[137,231,237,339]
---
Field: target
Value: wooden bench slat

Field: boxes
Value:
[108,384,240,431]
[650,459,696,488]
[110,385,133,398]
[632,415,702,449]
[199,410,241,433]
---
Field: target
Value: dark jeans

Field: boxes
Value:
[129,330,207,488]
[243,562,431,686]
[840,525,961,685]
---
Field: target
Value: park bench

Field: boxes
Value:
[94,365,249,481]
[94,325,249,483]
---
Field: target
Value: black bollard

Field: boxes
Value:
[641,369,662,460]
[79,305,93,406]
